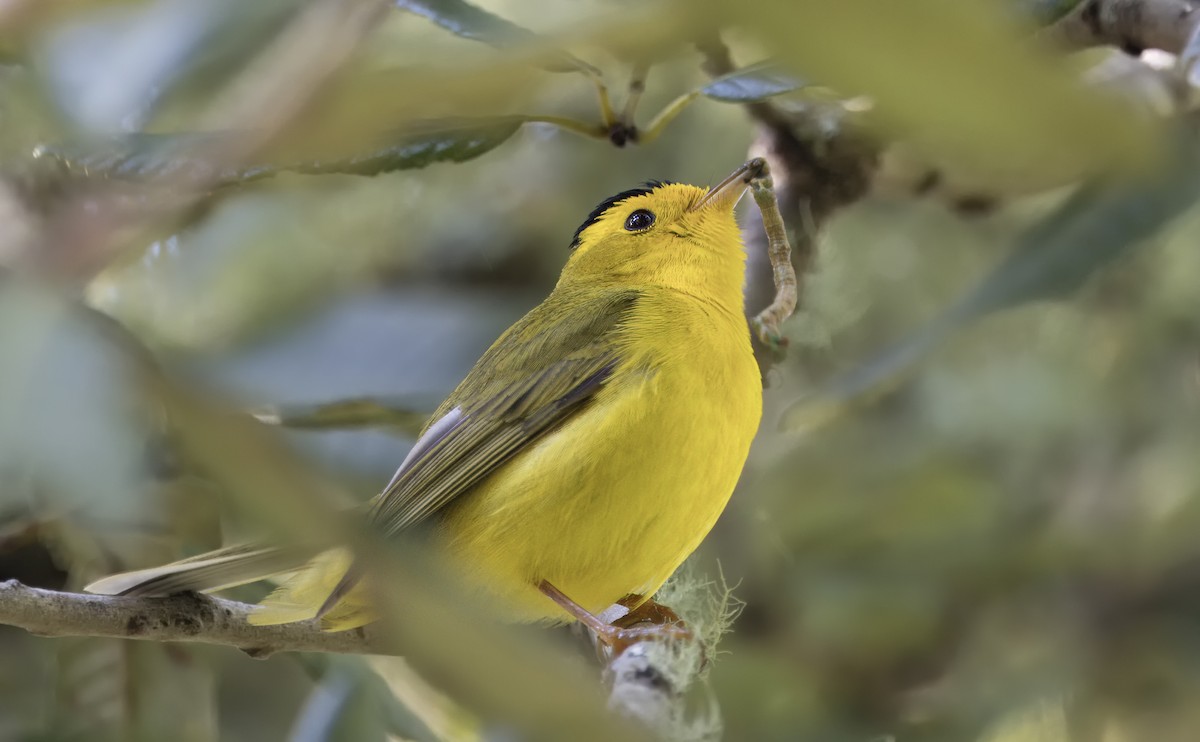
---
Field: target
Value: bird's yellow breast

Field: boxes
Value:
[436,288,761,622]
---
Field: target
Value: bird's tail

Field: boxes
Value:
[247,548,376,630]
[86,543,377,632]
[83,543,322,598]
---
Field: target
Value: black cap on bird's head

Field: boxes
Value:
[570,180,675,250]
[567,159,766,250]
[558,160,764,300]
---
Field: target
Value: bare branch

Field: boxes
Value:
[600,625,712,737]
[1,579,702,735]
[1048,0,1200,54]
[0,580,387,658]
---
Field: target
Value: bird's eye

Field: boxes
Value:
[624,209,656,232]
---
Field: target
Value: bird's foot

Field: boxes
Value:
[538,581,698,660]
[610,595,705,665]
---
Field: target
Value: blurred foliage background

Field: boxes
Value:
[2,0,1200,740]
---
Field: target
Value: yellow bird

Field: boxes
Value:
[87,161,765,644]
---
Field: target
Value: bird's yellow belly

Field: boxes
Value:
[436,358,761,622]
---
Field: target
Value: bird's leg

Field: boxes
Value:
[538,581,693,657]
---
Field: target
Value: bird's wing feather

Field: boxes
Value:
[84,543,321,596]
[367,289,639,535]
[90,291,640,607]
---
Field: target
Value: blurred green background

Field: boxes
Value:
[2,0,1199,740]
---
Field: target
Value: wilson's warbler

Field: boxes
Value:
[87,160,765,642]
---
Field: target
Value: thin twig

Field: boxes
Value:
[621,62,651,128]
[519,114,610,140]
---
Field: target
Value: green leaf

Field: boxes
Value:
[285,118,525,176]
[396,0,597,74]
[701,62,807,103]
[31,117,524,185]
[782,130,1200,433]
[0,284,150,521]
[32,133,230,182]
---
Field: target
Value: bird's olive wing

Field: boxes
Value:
[366,290,639,535]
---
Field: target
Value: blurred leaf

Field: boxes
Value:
[290,667,386,742]
[84,194,510,354]
[0,0,157,57]
[291,656,439,742]
[151,379,356,545]
[263,62,543,157]
[32,117,523,184]
[45,512,218,742]
[146,0,314,127]
[253,397,428,436]
[739,0,1159,181]
[32,133,229,181]
[396,0,597,74]
[783,130,1200,433]
[977,698,1069,742]
[275,117,524,176]
[1180,21,1200,88]
[52,640,218,742]
[188,5,715,153]
[37,0,304,132]
[1019,0,1087,25]
[700,61,806,103]
[0,282,150,521]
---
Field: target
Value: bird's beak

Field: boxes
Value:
[689,158,767,212]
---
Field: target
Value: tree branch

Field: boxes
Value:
[0,580,387,658]
[606,644,684,731]
[1047,0,1200,54]
[595,598,715,738]
[1,579,699,734]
